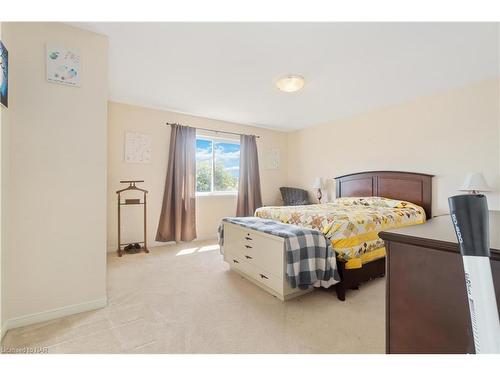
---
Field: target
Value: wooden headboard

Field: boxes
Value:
[334,171,433,218]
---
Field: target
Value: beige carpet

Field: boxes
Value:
[1,240,385,353]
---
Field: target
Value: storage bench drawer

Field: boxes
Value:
[222,222,313,301]
[223,223,284,278]
[227,254,283,295]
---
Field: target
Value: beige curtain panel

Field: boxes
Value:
[156,124,197,242]
[236,135,263,216]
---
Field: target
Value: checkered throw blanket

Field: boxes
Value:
[218,217,340,289]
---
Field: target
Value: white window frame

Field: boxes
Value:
[195,135,240,197]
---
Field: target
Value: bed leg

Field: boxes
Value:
[335,283,346,301]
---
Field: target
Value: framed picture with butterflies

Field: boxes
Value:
[46,45,81,87]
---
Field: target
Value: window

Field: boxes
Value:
[196,137,240,194]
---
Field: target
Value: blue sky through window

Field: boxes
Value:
[215,142,240,178]
[196,138,240,192]
[196,139,212,162]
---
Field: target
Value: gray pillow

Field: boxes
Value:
[279,187,311,206]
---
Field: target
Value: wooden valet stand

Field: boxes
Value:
[116,180,149,257]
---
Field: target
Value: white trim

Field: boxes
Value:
[194,234,218,241]
[2,297,107,334]
[106,236,218,253]
[196,192,237,198]
[196,133,240,143]
[1,321,7,341]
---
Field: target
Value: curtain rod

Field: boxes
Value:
[165,122,261,139]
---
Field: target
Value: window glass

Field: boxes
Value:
[214,142,240,192]
[196,138,213,193]
[195,137,240,194]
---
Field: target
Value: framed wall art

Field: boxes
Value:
[125,132,152,164]
[46,45,81,87]
[0,40,8,108]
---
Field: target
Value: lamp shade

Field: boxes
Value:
[460,172,491,192]
[312,177,323,189]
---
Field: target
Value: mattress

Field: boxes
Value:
[254,197,426,269]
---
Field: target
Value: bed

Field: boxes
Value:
[256,171,433,300]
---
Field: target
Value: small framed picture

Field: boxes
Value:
[46,45,81,87]
[125,132,152,164]
[0,40,8,108]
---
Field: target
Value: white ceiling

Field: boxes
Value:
[73,22,499,131]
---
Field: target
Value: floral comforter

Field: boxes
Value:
[254,197,426,269]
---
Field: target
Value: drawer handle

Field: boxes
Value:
[245,255,253,259]
[259,274,268,280]
[233,259,239,264]
[245,236,253,241]
[245,245,252,249]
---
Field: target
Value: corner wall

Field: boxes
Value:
[2,22,108,329]
[287,79,500,215]
[0,21,4,339]
[0,21,11,341]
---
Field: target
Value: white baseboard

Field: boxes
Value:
[107,241,168,253]
[194,235,218,241]
[2,297,107,335]
[1,321,7,341]
[107,236,218,252]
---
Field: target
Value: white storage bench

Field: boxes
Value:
[221,222,314,301]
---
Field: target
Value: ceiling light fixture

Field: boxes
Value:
[276,75,305,93]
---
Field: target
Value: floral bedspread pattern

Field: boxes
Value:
[254,197,426,269]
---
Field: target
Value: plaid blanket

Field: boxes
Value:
[218,217,340,289]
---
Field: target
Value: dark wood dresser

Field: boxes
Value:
[379,212,500,354]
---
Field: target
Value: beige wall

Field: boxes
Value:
[2,23,108,324]
[107,101,288,250]
[108,80,500,251]
[0,21,11,338]
[287,79,500,215]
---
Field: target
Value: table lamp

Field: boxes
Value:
[312,177,324,203]
[460,172,491,195]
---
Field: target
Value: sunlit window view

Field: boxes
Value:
[196,137,240,193]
